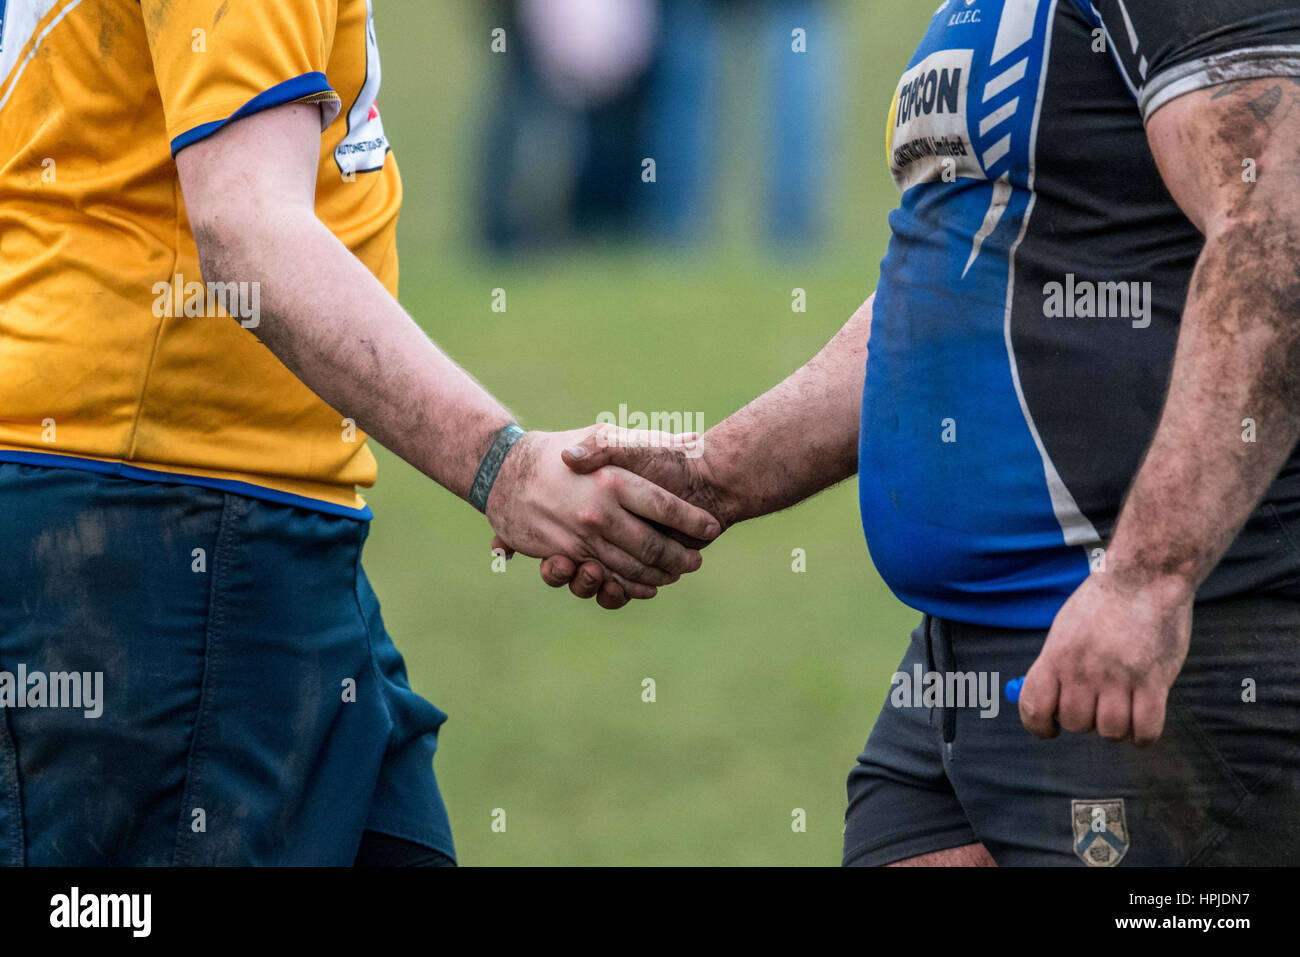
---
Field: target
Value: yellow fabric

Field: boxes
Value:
[0,0,402,511]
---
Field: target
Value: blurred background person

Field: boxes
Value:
[481,0,842,251]
[481,0,661,249]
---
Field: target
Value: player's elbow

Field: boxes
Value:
[188,204,311,288]
[190,218,241,289]
[1201,215,1300,314]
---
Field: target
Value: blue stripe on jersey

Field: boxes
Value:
[170,71,335,156]
[0,450,373,520]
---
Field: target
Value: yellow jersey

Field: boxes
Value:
[0,0,401,517]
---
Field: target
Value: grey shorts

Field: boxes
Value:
[843,595,1300,866]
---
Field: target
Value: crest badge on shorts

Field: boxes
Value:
[1071,798,1129,867]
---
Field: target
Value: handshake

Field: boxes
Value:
[483,424,733,610]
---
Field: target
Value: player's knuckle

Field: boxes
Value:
[639,563,670,586]
[1019,700,1047,725]
[595,423,620,449]
[651,493,681,526]
[614,552,647,579]
[638,533,667,568]
[575,505,604,529]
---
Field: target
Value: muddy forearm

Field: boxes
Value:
[702,296,871,526]
[1106,221,1300,593]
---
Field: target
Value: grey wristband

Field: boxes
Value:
[469,424,526,513]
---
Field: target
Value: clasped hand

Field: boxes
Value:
[485,425,722,609]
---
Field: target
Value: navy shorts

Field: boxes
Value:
[843,597,1300,866]
[0,462,455,865]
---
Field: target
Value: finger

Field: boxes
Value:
[1057,683,1097,735]
[604,570,657,601]
[592,503,702,578]
[539,555,577,588]
[542,554,655,599]
[1018,664,1061,739]
[561,437,609,474]
[610,469,720,542]
[1132,685,1168,747]
[562,436,652,475]
[491,535,515,560]
[1095,686,1133,742]
[587,532,680,587]
[562,427,689,477]
[597,579,636,610]
[568,560,604,599]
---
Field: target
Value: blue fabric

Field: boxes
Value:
[0,462,454,865]
[0,450,373,520]
[763,0,838,244]
[170,72,334,155]
[859,0,1088,628]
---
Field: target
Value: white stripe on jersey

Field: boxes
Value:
[0,0,82,114]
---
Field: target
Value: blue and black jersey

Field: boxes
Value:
[859,0,1300,628]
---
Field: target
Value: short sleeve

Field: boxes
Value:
[1075,0,1300,119]
[141,0,341,155]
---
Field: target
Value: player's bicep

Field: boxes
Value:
[1147,79,1300,235]
[144,0,338,241]
[175,102,322,260]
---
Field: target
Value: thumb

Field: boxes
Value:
[561,434,617,474]
[563,428,697,478]
[1018,659,1061,740]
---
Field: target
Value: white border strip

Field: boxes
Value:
[1141,45,1300,120]
[1001,0,1101,550]
[0,0,84,115]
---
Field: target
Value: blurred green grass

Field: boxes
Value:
[362,1,935,864]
